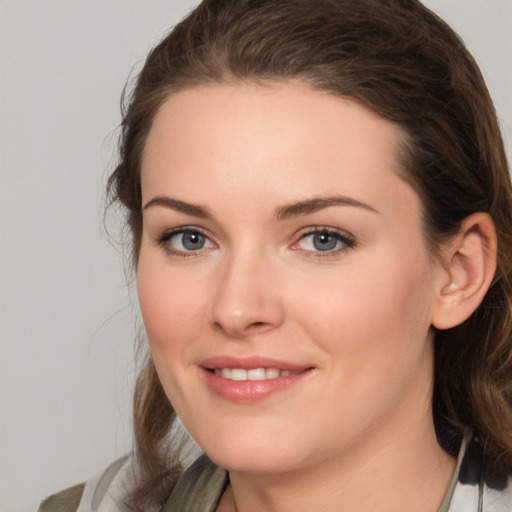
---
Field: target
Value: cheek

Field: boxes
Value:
[136,252,211,414]
[137,252,207,356]
[291,249,435,369]
[291,256,436,436]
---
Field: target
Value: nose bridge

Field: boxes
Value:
[210,242,284,337]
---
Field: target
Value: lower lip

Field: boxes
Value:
[200,367,313,403]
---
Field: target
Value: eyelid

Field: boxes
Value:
[155,226,217,257]
[290,226,356,255]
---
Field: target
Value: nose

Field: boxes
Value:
[209,251,285,338]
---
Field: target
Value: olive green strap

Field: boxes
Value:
[38,483,85,512]
[437,430,475,512]
[161,455,228,512]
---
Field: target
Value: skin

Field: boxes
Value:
[137,83,458,512]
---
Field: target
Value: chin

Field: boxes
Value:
[194,423,311,475]
[208,447,298,475]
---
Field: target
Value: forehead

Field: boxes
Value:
[141,82,415,216]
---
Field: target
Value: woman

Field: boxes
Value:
[40,0,512,511]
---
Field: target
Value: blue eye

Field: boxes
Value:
[159,228,215,255]
[296,229,355,253]
[171,231,207,251]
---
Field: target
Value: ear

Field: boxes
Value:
[431,212,497,330]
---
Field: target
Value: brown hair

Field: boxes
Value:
[107,0,512,509]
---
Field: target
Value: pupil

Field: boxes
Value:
[313,232,337,251]
[183,232,205,250]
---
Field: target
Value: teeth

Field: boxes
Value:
[231,368,247,381]
[248,368,266,380]
[212,367,300,380]
[265,368,279,379]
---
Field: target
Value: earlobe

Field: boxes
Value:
[431,212,497,330]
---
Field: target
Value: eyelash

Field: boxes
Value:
[155,226,356,258]
[292,227,356,258]
[156,227,215,258]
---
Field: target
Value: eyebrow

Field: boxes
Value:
[143,194,379,219]
[143,196,212,218]
[275,196,379,219]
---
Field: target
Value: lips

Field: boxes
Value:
[199,356,314,403]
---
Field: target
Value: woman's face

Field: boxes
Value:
[137,83,447,475]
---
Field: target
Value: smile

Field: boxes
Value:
[199,357,314,403]
[212,368,301,380]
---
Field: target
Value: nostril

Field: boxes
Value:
[248,321,266,329]
[245,321,272,333]
[212,319,268,337]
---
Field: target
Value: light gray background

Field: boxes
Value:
[0,1,510,511]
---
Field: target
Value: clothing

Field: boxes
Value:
[39,431,512,512]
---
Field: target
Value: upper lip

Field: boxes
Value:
[199,355,312,372]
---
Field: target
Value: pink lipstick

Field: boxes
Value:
[199,356,314,403]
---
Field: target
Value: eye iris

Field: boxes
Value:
[182,232,205,250]
[313,232,338,251]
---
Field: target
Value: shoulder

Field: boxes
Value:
[38,484,85,512]
[39,452,224,512]
[448,431,512,512]
[38,455,133,512]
